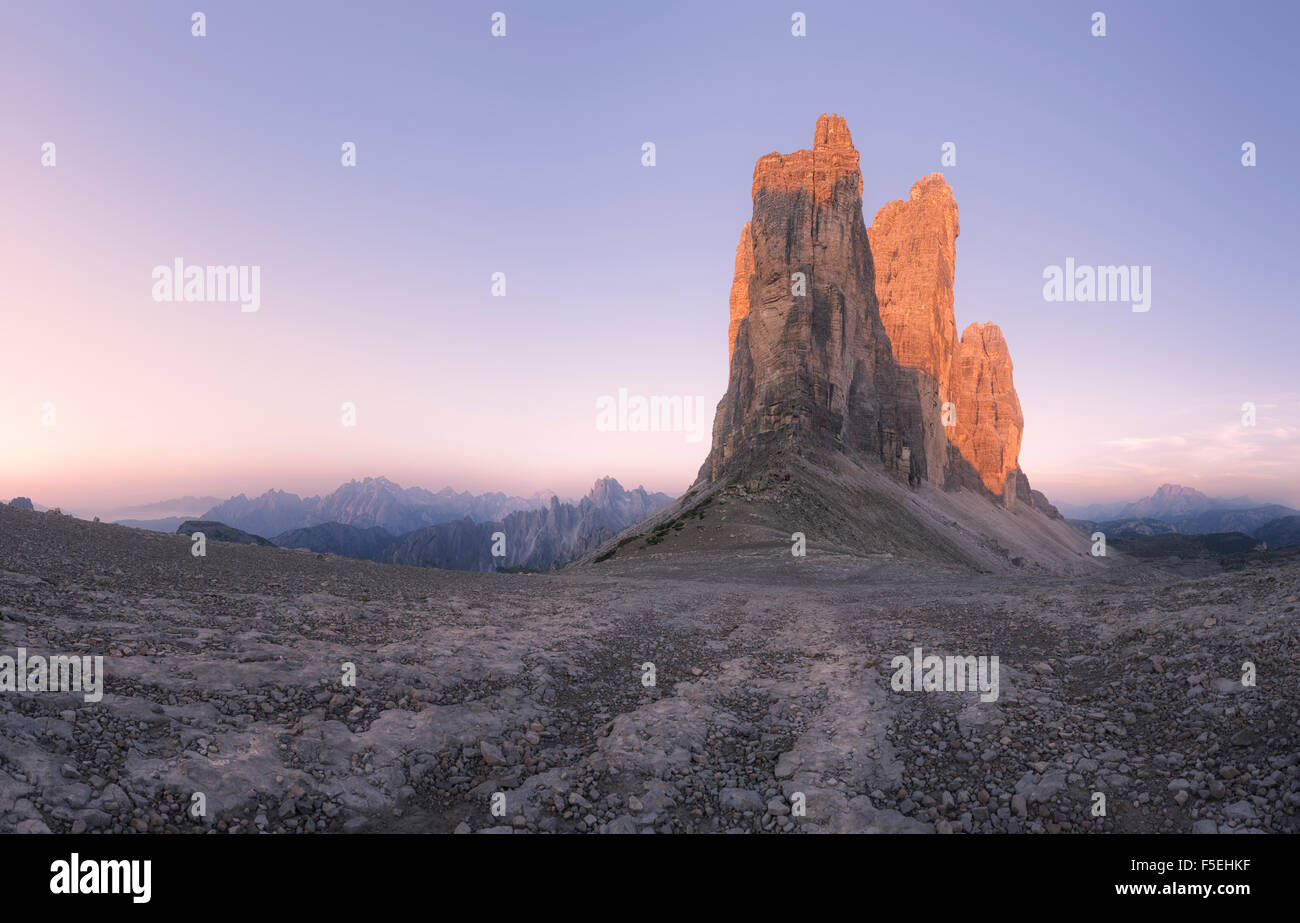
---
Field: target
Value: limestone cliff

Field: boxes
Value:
[869,174,960,390]
[702,115,1057,518]
[867,173,1051,511]
[952,322,1023,496]
[699,114,925,486]
[727,222,753,364]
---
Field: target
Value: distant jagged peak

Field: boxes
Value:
[1154,483,1207,498]
[340,475,401,491]
[585,476,675,511]
[587,475,626,497]
[1119,483,1214,518]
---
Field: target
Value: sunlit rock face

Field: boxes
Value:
[702,114,1053,515]
[701,114,925,486]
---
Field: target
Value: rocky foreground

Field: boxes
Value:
[1,503,1296,834]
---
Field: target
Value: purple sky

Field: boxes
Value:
[2,0,1297,514]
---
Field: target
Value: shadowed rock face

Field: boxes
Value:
[175,520,274,546]
[869,175,962,485]
[1256,515,1300,550]
[869,173,1028,500]
[700,114,926,486]
[703,115,1050,513]
[268,478,674,573]
[381,478,674,573]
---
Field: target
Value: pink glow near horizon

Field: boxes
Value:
[4,194,1297,512]
[3,3,1297,515]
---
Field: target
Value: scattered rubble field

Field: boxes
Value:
[1,504,1296,834]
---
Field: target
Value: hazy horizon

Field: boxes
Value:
[16,470,1300,527]
[36,475,622,522]
[4,1,1298,513]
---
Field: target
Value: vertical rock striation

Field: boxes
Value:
[727,222,753,364]
[951,322,1024,497]
[869,174,961,388]
[868,174,962,486]
[699,114,925,485]
[700,115,1057,517]
[868,173,1049,509]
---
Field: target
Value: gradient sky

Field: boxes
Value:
[2,0,1297,516]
